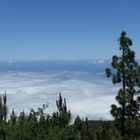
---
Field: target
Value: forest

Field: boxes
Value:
[0,32,140,140]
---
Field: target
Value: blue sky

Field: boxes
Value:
[0,0,140,60]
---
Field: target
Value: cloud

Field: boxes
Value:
[0,70,119,120]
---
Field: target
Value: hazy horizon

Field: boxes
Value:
[0,60,116,120]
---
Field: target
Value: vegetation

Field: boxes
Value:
[0,93,123,140]
[0,32,139,140]
[106,31,140,139]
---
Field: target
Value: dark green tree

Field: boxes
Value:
[55,93,71,129]
[10,109,16,126]
[0,96,3,124]
[0,92,8,123]
[106,31,140,138]
[0,93,8,140]
[3,92,7,123]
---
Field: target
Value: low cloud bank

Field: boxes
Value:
[0,70,118,120]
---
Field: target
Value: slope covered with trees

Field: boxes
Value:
[0,93,123,140]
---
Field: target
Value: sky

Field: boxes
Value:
[0,0,140,60]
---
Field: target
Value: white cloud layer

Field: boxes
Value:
[0,70,119,120]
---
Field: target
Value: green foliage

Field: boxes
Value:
[54,93,71,128]
[106,31,140,139]
[0,92,8,124]
[0,93,130,140]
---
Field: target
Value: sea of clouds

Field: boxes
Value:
[0,60,120,120]
[0,70,119,120]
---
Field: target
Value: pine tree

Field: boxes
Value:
[55,93,71,128]
[0,92,8,123]
[10,109,16,125]
[3,92,7,123]
[0,96,3,124]
[0,93,8,140]
[106,31,140,138]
